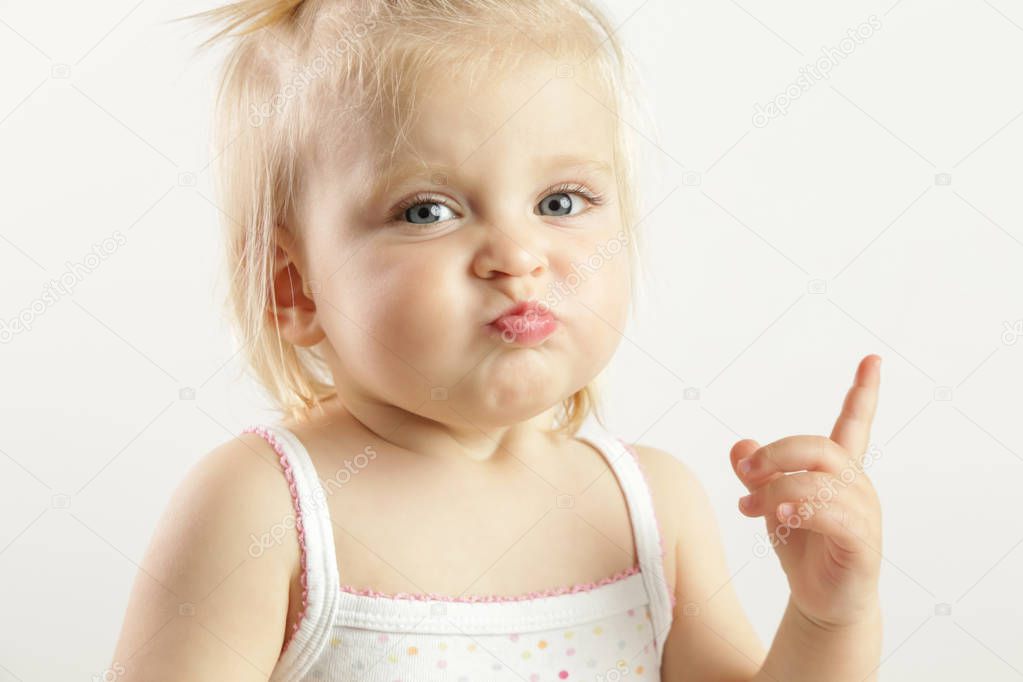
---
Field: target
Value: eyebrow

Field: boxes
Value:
[533,154,614,177]
[368,154,614,201]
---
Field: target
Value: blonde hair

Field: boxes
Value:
[179,0,646,437]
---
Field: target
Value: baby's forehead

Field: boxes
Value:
[383,91,614,174]
[306,55,620,201]
[355,117,617,195]
[377,151,614,186]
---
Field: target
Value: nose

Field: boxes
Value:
[471,224,549,280]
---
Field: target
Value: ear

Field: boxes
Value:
[270,226,325,347]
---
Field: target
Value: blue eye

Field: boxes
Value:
[400,198,457,225]
[537,182,606,218]
[538,192,584,217]
[390,183,606,229]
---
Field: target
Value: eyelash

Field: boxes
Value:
[391,182,607,226]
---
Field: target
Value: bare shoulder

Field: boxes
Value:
[627,444,705,554]
[628,442,766,680]
[110,432,299,681]
[629,443,702,503]
[628,442,727,528]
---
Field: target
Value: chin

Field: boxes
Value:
[453,380,564,429]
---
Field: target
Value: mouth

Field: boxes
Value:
[485,300,558,346]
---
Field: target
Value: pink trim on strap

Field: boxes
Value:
[619,439,678,610]
[241,424,667,639]
[242,426,309,654]
[337,563,640,603]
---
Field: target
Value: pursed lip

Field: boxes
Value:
[485,299,559,346]
[486,299,556,326]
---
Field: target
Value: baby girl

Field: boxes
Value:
[111,1,884,680]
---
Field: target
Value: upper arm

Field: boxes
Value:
[109,433,300,681]
[632,445,766,682]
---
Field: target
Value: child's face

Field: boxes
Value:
[289,57,631,429]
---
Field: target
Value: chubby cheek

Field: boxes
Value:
[549,230,631,357]
[320,243,468,391]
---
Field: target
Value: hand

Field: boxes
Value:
[730,354,883,629]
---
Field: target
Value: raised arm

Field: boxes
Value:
[734,354,884,681]
[649,354,883,682]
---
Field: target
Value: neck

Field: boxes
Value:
[309,393,566,463]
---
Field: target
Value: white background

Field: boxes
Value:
[1,0,1021,680]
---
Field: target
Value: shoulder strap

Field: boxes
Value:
[575,418,674,661]
[242,424,340,682]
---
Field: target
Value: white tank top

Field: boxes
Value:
[242,417,676,682]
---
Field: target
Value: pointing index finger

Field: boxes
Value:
[829,354,881,457]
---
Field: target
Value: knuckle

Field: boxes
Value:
[819,438,848,470]
[816,434,839,455]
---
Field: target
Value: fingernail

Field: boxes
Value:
[777,502,796,520]
[738,494,753,511]
[738,457,752,475]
